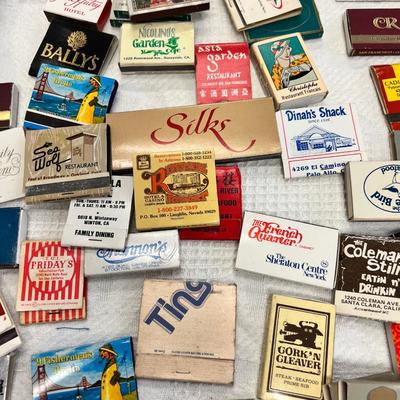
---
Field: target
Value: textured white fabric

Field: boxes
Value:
[0,0,399,399]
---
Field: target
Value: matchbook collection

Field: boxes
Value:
[2,0,400,399]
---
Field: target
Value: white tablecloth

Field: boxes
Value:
[1,0,400,399]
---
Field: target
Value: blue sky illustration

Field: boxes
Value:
[31,337,135,388]
[34,64,116,102]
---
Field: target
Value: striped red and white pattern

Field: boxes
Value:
[20,281,87,325]
[16,241,84,311]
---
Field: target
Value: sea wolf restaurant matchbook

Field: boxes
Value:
[235,211,339,289]
[24,124,111,203]
[258,294,335,400]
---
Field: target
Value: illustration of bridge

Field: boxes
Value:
[33,71,76,101]
[32,365,92,399]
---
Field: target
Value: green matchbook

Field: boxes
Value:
[244,0,323,43]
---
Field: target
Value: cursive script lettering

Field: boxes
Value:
[248,219,303,246]
[64,0,103,11]
[373,17,400,30]
[32,142,70,172]
[150,108,255,153]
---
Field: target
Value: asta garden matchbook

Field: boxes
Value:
[195,42,252,104]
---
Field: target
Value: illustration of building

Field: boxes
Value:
[66,132,97,163]
[292,125,355,153]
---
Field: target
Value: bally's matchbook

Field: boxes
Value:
[276,104,365,179]
[235,211,339,289]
